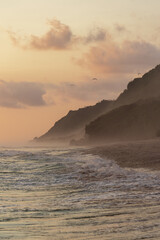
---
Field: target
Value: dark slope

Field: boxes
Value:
[86,98,160,142]
[85,65,160,142]
[114,65,160,108]
[36,65,160,143]
[37,100,114,142]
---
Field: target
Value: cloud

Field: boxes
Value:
[8,19,108,50]
[84,28,107,44]
[0,77,129,109]
[8,19,73,50]
[77,40,160,74]
[30,19,73,50]
[0,81,51,108]
[114,24,127,32]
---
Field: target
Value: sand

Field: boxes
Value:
[86,138,160,171]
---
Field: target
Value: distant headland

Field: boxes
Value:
[34,65,160,145]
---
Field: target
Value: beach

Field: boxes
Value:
[0,145,160,239]
[87,138,160,171]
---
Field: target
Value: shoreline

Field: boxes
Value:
[86,139,160,171]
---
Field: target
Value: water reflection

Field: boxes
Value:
[0,147,160,239]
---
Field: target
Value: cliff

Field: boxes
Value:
[85,65,160,142]
[36,65,160,143]
[36,100,114,142]
[86,98,160,142]
[114,65,160,107]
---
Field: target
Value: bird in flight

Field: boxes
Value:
[92,77,98,81]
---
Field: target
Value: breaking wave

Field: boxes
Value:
[0,146,160,239]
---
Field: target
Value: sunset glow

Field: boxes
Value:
[1,0,160,144]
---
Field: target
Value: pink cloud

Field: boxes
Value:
[0,80,52,108]
[8,19,73,50]
[8,19,109,50]
[84,28,107,44]
[30,19,73,50]
[77,40,160,74]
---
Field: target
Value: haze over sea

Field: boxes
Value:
[0,146,160,240]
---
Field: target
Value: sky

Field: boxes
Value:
[0,0,160,144]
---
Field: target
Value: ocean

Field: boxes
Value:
[0,146,160,240]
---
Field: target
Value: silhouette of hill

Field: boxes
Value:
[35,65,160,143]
[36,100,113,142]
[86,98,160,142]
[85,65,160,142]
[114,65,160,107]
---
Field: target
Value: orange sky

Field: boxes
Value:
[0,0,160,145]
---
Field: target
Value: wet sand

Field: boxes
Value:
[87,139,160,171]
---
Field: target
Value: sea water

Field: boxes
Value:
[0,146,160,240]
